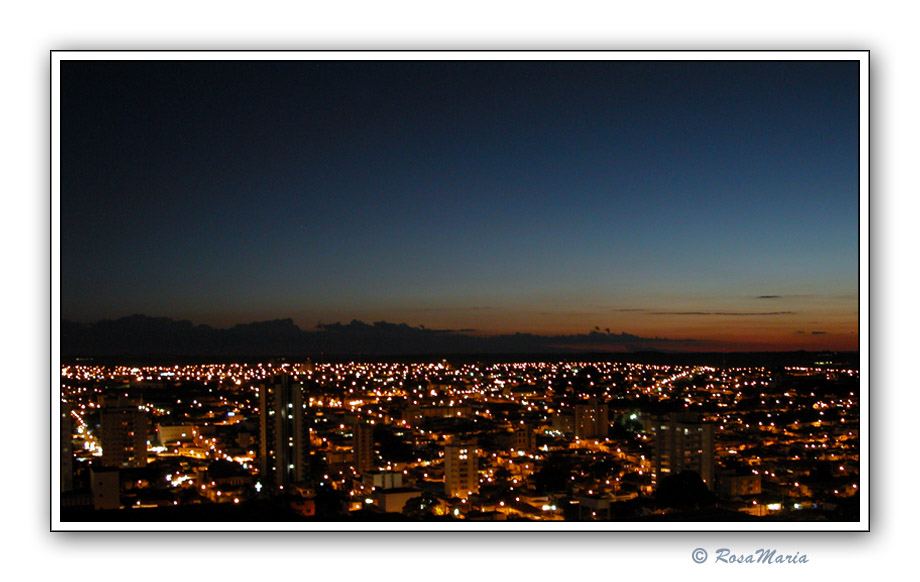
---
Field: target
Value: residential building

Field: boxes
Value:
[99,396,148,468]
[512,422,536,453]
[575,398,609,439]
[353,421,375,474]
[61,403,73,492]
[650,412,715,487]
[259,374,310,491]
[718,470,762,497]
[444,440,479,498]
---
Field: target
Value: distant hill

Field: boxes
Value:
[60,315,858,366]
[61,315,702,359]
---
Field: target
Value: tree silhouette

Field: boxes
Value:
[655,470,716,509]
[534,454,573,493]
[402,492,441,519]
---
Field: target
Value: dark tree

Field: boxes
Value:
[533,454,574,493]
[655,470,717,509]
[312,487,346,519]
[402,492,442,519]
[373,426,414,463]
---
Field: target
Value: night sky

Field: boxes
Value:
[60,58,859,351]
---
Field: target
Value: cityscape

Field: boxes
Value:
[54,54,865,529]
[58,353,859,524]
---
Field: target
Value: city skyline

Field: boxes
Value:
[60,55,861,352]
[59,357,861,526]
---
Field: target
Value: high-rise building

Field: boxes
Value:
[444,440,479,498]
[259,374,310,492]
[61,403,73,492]
[650,412,715,487]
[353,421,375,474]
[552,412,575,435]
[99,396,148,468]
[574,398,609,439]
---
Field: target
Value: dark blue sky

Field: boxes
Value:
[60,59,859,350]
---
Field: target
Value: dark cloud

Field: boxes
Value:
[650,311,795,316]
[405,306,494,312]
[811,331,827,335]
[539,311,597,317]
[756,295,781,299]
[650,312,711,316]
[61,315,700,356]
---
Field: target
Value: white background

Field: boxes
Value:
[9,1,911,580]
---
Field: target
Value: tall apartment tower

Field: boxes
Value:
[353,421,375,475]
[99,396,148,468]
[574,398,609,439]
[259,374,310,492]
[61,402,74,492]
[444,440,479,498]
[650,412,715,487]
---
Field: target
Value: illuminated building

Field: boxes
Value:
[353,421,375,473]
[512,422,536,453]
[157,424,197,447]
[575,398,608,439]
[444,440,479,498]
[552,412,574,435]
[258,374,310,492]
[363,470,403,490]
[717,470,762,497]
[99,396,148,468]
[650,412,715,487]
[61,403,73,492]
[373,487,423,513]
